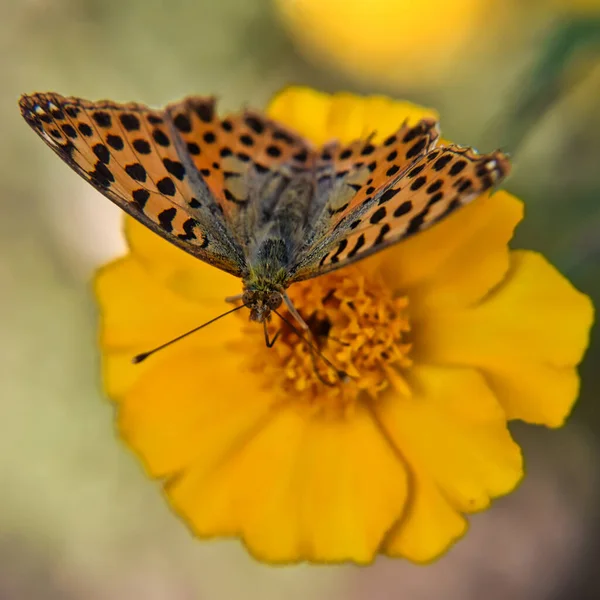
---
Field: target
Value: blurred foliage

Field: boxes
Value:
[1,0,599,598]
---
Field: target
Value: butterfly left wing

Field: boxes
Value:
[289,144,511,282]
[19,92,246,276]
[161,98,314,221]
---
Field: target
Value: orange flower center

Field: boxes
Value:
[236,267,412,414]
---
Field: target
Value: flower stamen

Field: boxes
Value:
[236,266,412,414]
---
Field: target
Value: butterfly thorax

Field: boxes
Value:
[241,234,293,322]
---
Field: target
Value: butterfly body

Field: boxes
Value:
[19,92,511,326]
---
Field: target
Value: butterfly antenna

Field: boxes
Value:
[273,309,347,386]
[132,303,246,364]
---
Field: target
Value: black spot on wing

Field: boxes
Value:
[152,129,170,147]
[330,239,348,263]
[158,207,177,232]
[433,155,452,171]
[178,218,198,241]
[427,192,444,206]
[378,187,400,205]
[132,188,150,209]
[449,160,467,175]
[119,113,140,131]
[406,208,429,234]
[61,124,77,138]
[347,234,365,259]
[245,115,265,134]
[78,123,93,137]
[92,111,111,128]
[106,134,124,150]
[426,180,443,193]
[410,176,427,191]
[125,163,147,182]
[93,143,110,164]
[374,223,390,246]
[163,158,186,180]
[157,177,176,196]
[406,138,427,159]
[370,206,387,224]
[187,142,200,155]
[173,113,192,133]
[132,139,151,154]
[89,161,114,188]
[194,102,214,123]
[394,201,412,217]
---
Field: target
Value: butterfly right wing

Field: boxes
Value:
[290,143,511,281]
[19,92,246,277]
[294,118,440,250]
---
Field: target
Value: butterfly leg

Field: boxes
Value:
[225,293,244,304]
[283,292,311,333]
[263,321,281,348]
[282,293,348,385]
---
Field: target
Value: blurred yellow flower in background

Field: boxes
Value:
[273,0,493,87]
[95,87,593,564]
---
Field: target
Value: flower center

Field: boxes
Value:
[237,266,412,414]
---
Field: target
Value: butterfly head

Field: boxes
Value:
[242,287,283,323]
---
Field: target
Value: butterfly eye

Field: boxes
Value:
[266,292,283,310]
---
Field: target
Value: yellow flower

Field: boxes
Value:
[95,87,594,564]
[273,0,491,87]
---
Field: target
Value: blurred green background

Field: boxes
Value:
[2,0,599,598]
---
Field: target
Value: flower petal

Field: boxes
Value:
[267,87,438,146]
[166,403,409,564]
[383,469,467,562]
[374,365,522,561]
[371,191,523,311]
[119,349,273,479]
[95,254,242,401]
[125,217,240,303]
[418,251,594,425]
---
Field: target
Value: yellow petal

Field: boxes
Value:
[125,217,240,304]
[374,365,522,561]
[267,86,438,146]
[383,469,467,562]
[119,348,274,479]
[369,191,523,312]
[167,403,409,564]
[95,254,242,401]
[417,251,594,425]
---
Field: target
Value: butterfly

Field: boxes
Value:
[19,92,510,338]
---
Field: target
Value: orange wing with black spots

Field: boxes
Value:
[290,141,511,281]
[162,97,313,218]
[302,118,440,240]
[20,91,511,290]
[314,118,440,214]
[19,92,246,276]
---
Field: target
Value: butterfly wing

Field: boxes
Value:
[289,142,511,282]
[20,93,511,286]
[161,98,314,232]
[294,119,440,250]
[19,92,246,276]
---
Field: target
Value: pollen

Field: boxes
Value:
[236,267,412,414]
